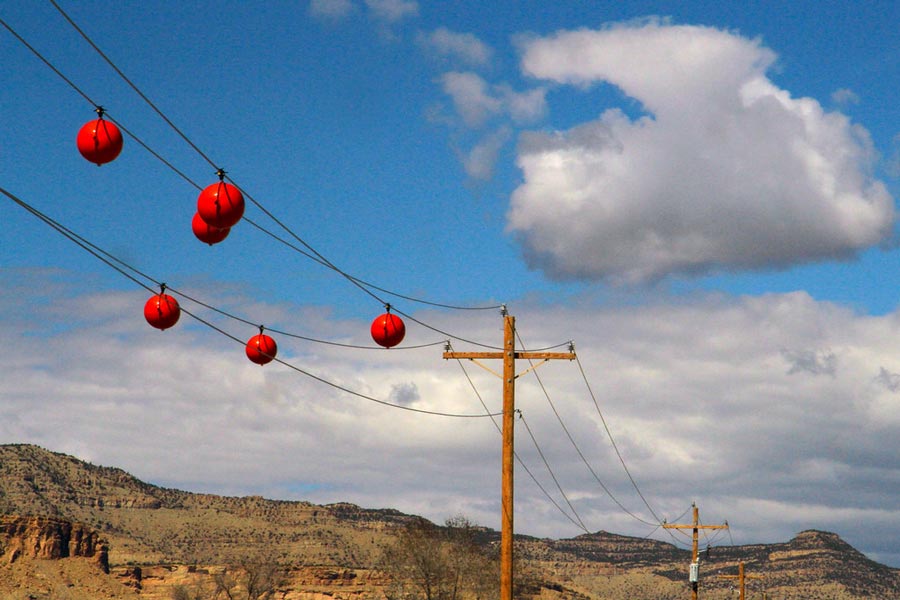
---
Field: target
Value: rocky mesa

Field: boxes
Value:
[1,444,899,599]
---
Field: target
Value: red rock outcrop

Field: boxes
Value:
[0,515,109,573]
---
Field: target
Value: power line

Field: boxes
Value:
[3,9,587,357]
[575,354,665,525]
[7,6,731,546]
[38,1,505,317]
[517,410,589,532]
[0,184,500,419]
[0,14,98,108]
[448,344,589,532]
[516,330,660,527]
[48,0,220,172]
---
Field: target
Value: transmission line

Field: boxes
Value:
[40,0,505,317]
[575,355,665,525]
[449,345,589,532]
[1,184,499,419]
[517,411,589,532]
[516,330,660,527]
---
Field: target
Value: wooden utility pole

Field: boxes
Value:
[443,312,575,600]
[717,561,762,600]
[662,503,729,600]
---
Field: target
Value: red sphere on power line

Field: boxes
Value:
[191,212,230,245]
[76,118,123,165]
[144,293,180,330]
[371,312,405,348]
[246,332,277,365]
[197,181,244,229]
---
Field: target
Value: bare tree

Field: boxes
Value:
[170,557,285,600]
[212,558,285,600]
[379,516,498,600]
[171,582,211,600]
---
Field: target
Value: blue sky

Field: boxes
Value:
[3,0,900,571]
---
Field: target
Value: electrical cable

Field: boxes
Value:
[0,15,97,108]
[241,217,499,311]
[48,0,219,172]
[184,305,498,418]
[517,411,589,532]
[8,7,735,540]
[515,330,660,527]
[575,354,665,526]
[1,187,156,295]
[1,185,500,419]
[0,14,573,370]
[163,282,448,351]
[448,344,589,532]
[3,177,445,352]
[3,10,514,354]
[642,524,662,540]
[40,1,505,317]
[657,504,696,549]
[0,22,506,352]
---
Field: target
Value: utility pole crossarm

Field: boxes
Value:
[662,523,729,530]
[661,504,729,600]
[442,351,576,360]
[717,562,763,600]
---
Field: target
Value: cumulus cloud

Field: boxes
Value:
[510,22,895,283]
[4,273,900,564]
[418,27,492,67]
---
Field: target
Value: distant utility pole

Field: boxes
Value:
[662,503,729,600]
[717,561,762,600]
[443,310,575,600]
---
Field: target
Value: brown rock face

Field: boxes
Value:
[0,515,108,573]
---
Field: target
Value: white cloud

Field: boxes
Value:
[510,22,895,283]
[498,84,547,123]
[441,72,503,127]
[459,127,512,181]
[4,273,900,564]
[418,27,492,67]
[440,71,547,128]
[831,87,860,107]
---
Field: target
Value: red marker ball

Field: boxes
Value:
[371,313,405,348]
[246,333,277,365]
[192,212,230,245]
[76,118,123,165]
[144,293,180,330]
[197,181,245,229]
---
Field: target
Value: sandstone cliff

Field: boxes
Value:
[0,515,108,572]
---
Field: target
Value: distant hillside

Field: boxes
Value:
[1,443,899,599]
[0,443,417,567]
